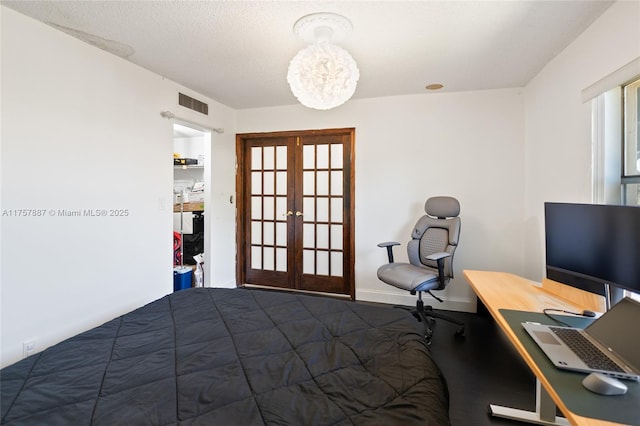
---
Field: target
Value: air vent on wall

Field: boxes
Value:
[178,93,209,116]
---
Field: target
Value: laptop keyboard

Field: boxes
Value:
[549,327,624,372]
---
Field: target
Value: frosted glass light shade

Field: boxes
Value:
[287,42,360,110]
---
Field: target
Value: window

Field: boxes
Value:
[622,78,640,205]
[591,75,640,302]
[621,78,640,301]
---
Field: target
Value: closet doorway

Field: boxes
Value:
[173,123,211,283]
[236,128,355,298]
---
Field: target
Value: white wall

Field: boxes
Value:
[523,1,640,281]
[237,88,525,311]
[0,7,237,368]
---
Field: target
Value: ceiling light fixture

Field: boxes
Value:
[287,13,360,110]
[425,84,444,90]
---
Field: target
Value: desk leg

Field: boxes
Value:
[488,380,569,426]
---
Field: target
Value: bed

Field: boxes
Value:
[1,288,450,425]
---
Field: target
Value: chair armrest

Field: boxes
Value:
[426,252,451,289]
[377,241,400,263]
[377,241,400,248]
[425,252,451,261]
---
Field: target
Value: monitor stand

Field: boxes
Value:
[604,284,625,310]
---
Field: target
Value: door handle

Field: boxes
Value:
[283,211,293,217]
[295,211,303,217]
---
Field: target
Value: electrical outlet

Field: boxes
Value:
[23,340,36,358]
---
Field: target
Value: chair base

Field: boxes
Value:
[396,297,465,344]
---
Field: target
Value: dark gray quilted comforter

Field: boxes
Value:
[1,288,450,425]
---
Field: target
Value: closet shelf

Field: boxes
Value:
[173,201,204,212]
[174,165,204,169]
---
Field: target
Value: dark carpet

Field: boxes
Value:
[427,307,537,426]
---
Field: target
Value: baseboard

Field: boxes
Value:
[206,279,237,289]
[356,288,476,313]
[206,282,476,312]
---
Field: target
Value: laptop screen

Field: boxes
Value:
[586,297,640,371]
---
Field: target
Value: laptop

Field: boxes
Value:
[522,297,640,381]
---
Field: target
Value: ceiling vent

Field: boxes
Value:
[178,93,208,115]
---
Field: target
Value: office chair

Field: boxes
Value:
[377,196,465,343]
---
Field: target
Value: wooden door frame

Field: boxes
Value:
[235,128,356,299]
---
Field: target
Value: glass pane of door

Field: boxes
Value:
[300,142,344,278]
[249,144,288,273]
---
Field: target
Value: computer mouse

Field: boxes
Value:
[582,373,628,395]
[582,310,596,317]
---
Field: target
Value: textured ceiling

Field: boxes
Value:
[2,0,614,109]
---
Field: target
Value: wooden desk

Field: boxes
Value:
[463,270,620,426]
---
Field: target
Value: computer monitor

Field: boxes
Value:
[544,202,640,305]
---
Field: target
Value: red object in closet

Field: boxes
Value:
[173,231,182,265]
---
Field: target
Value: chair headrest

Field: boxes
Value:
[425,196,460,218]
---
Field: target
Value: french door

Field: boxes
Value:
[236,129,355,298]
